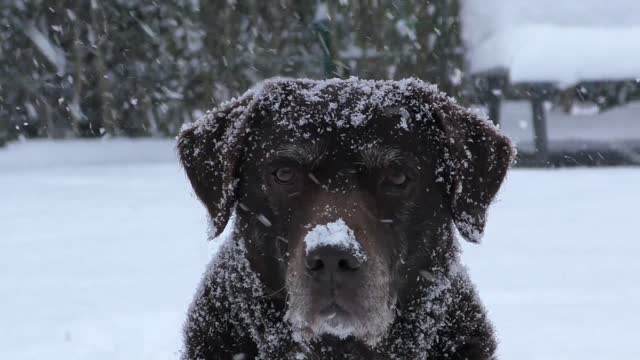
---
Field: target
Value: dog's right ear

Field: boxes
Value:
[177,95,257,237]
[430,99,515,244]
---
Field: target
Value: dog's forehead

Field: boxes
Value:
[253,114,426,162]
[258,79,432,129]
[252,79,437,157]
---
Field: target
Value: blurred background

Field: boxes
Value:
[1,1,639,360]
[1,0,639,165]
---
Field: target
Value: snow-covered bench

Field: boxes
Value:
[461,0,640,161]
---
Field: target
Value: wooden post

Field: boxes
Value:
[0,119,7,147]
[531,95,549,162]
[313,0,337,78]
[487,75,503,126]
[90,0,114,136]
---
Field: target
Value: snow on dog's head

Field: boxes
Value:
[177,77,515,353]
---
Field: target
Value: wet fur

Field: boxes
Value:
[178,78,515,359]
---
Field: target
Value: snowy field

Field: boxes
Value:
[1,140,639,360]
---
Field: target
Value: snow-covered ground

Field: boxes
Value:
[1,140,639,359]
[0,140,209,360]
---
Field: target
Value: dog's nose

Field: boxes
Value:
[305,247,362,284]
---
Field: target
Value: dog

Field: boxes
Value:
[177,78,515,359]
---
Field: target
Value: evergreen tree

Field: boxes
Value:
[0,0,465,140]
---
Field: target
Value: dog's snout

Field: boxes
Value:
[305,247,362,282]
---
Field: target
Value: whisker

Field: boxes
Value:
[264,286,287,298]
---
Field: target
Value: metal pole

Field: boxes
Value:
[531,95,549,162]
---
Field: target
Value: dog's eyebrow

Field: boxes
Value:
[360,145,410,168]
[274,142,325,166]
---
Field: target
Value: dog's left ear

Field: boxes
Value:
[430,96,516,243]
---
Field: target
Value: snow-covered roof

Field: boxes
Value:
[462,0,640,86]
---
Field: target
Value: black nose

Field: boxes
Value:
[305,247,362,286]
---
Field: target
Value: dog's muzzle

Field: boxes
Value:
[286,219,395,345]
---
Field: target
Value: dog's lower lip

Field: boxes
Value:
[319,302,350,318]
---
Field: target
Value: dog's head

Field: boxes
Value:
[178,78,514,346]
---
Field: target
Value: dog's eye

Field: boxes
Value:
[274,167,296,184]
[379,168,413,195]
[388,171,407,186]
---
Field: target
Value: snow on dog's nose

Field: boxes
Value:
[303,219,367,262]
[303,219,367,288]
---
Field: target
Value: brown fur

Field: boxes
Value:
[178,78,515,359]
